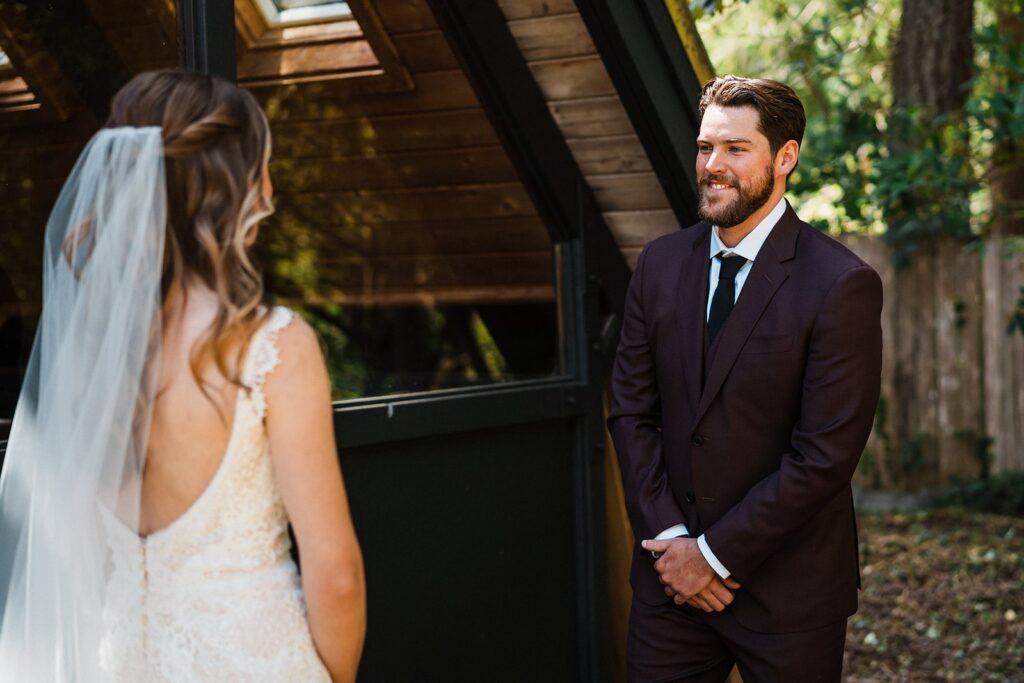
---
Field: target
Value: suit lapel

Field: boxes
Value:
[676,226,711,413]
[693,205,802,426]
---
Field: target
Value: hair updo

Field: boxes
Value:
[105,69,274,395]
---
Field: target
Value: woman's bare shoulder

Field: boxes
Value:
[263,310,329,406]
[270,309,321,365]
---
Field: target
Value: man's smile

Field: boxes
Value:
[700,175,738,194]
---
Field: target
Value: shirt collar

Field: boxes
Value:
[709,196,787,262]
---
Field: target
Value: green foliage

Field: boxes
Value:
[900,431,930,475]
[688,0,749,20]
[967,12,1024,154]
[869,108,976,267]
[937,471,1024,516]
[470,313,509,380]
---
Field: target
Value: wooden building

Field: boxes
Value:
[0,1,714,679]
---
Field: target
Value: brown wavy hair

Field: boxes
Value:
[105,70,273,398]
[699,75,806,175]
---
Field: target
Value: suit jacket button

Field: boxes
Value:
[691,434,705,447]
[685,492,696,503]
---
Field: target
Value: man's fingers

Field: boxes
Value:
[641,539,669,554]
[664,585,676,598]
[707,580,734,606]
[685,596,707,611]
[701,590,726,612]
[676,593,698,607]
[690,595,713,612]
[723,577,741,590]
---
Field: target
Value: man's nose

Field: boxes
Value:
[704,149,727,175]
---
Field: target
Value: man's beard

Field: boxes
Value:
[697,163,775,229]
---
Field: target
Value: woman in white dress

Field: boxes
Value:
[0,70,365,681]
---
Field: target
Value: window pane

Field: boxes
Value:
[275,0,348,10]
[258,0,351,26]
[0,1,178,430]
[242,3,564,399]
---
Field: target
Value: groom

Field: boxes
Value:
[608,75,882,682]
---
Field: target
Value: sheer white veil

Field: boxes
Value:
[0,126,166,681]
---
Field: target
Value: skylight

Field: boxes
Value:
[273,0,342,8]
[255,0,351,26]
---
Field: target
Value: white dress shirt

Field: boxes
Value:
[656,197,788,579]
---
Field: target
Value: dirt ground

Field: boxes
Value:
[843,509,1024,682]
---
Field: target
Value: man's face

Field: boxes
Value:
[695,104,778,229]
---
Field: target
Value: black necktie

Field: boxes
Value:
[707,253,747,343]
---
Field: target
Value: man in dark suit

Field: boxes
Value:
[608,75,882,682]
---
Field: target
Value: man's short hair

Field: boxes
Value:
[699,75,806,161]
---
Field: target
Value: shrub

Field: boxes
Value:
[936,471,1024,517]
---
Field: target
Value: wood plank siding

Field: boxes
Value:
[246,0,559,307]
[497,1,681,268]
[0,0,683,327]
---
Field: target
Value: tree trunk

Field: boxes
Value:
[990,0,1024,237]
[885,0,979,489]
[892,0,974,111]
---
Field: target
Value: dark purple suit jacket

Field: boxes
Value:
[608,203,882,633]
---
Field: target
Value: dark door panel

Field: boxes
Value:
[343,421,579,682]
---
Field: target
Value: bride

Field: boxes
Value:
[0,70,365,681]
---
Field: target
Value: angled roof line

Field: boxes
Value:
[575,0,716,229]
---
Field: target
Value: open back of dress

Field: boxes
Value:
[99,307,331,682]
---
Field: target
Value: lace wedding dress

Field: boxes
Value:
[98,307,331,681]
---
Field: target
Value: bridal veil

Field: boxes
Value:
[0,126,166,681]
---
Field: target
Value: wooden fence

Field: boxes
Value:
[842,233,1024,490]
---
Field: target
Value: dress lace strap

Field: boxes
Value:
[243,306,296,420]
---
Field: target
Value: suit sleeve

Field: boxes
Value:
[703,264,883,580]
[607,244,688,542]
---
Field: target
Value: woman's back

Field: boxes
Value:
[102,303,334,682]
[0,71,364,683]
[141,287,240,537]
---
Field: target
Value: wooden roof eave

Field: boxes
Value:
[427,0,632,366]
[571,0,714,230]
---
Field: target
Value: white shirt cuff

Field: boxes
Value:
[697,534,731,579]
[654,523,690,540]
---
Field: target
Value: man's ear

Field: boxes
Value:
[776,140,799,176]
